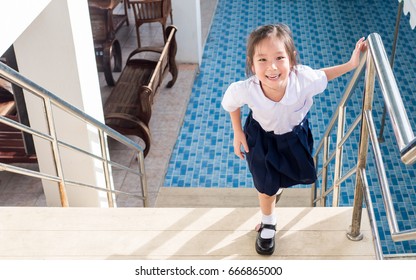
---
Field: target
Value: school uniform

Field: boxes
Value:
[222,65,328,196]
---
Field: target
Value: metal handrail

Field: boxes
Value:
[0,61,148,207]
[312,33,416,259]
[378,0,404,142]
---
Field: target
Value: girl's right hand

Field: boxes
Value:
[233,130,249,160]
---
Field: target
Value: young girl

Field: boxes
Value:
[221,23,366,255]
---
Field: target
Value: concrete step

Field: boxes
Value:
[155,187,311,207]
[0,206,375,259]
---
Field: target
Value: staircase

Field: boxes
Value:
[0,188,376,259]
[1,1,413,260]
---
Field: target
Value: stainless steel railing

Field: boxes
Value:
[311,33,416,259]
[0,61,148,207]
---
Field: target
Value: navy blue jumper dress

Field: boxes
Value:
[243,110,316,196]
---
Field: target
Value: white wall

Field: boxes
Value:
[12,0,112,207]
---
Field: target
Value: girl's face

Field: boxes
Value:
[251,36,292,95]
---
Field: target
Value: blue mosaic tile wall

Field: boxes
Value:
[164,0,416,256]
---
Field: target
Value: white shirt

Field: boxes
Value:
[221,65,328,135]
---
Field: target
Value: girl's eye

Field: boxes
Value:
[276,56,285,61]
[258,58,266,62]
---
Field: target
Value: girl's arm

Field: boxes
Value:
[229,108,249,160]
[320,37,366,81]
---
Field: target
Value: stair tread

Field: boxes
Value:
[0,207,375,259]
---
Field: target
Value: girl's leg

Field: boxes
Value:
[258,192,276,215]
[258,192,277,238]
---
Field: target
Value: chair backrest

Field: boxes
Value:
[129,0,171,22]
[147,26,176,95]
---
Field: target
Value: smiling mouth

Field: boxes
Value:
[266,73,281,80]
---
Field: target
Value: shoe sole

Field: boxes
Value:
[256,246,275,255]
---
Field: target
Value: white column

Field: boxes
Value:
[172,0,202,65]
[13,0,112,207]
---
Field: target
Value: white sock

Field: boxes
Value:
[260,213,277,239]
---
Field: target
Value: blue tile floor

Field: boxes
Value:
[164,0,416,256]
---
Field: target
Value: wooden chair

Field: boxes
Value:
[104,26,178,157]
[88,0,128,86]
[129,0,173,47]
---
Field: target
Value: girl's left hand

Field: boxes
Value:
[349,37,367,68]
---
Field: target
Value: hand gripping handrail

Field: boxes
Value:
[0,61,148,207]
[312,33,416,259]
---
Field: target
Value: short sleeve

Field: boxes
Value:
[296,66,328,97]
[221,81,245,112]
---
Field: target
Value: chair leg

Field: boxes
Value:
[166,26,178,88]
[135,25,141,48]
[162,24,167,43]
[122,0,130,26]
[102,50,115,87]
[102,39,122,86]
[112,40,122,72]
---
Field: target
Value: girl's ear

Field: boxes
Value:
[251,64,255,74]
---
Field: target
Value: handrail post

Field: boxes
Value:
[332,106,346,206]
[378,0,403,142]
[311,157,318,206]
[347,50,376,241]
[320,136,329,207]
[137,151,148,207]
[43,98,69,207]
[99,130,116,207]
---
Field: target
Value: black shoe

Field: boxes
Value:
[255,223,276,255]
